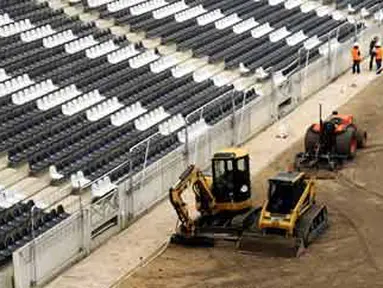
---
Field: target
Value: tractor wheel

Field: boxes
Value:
[304,128,320,153]
[356,129,367,148]
[336,127,357,158]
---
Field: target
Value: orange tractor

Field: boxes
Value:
[294,105,367,171]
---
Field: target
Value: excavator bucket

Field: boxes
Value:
[170,233,215,247]
[236,232,305,258]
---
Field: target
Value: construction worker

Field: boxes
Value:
[351,42,361,74]
[374,41,382,74]
[369,36,378,70]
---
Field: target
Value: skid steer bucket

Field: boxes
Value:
[236,232,305,258]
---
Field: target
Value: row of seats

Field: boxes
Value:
[86,0,358,73]
[336,0,381,13]
[108,89,258,182]
[1,0,246,187]
[0,200,69,266]
[0,0,360,192]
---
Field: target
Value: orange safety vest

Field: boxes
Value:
[375,47,382,60]
[351,47,361,61]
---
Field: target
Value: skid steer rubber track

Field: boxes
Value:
[296,203,329,249]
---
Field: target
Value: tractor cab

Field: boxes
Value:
[328,110,353,126]
[266,172,309,215]
[211,148,251,205]
[312,112,354,134]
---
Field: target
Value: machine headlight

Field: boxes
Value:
[240,185,248,193]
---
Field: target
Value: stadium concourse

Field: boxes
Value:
[0,0,381,287]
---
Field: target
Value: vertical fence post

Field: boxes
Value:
[128,160,134,219]
[30,205,37,287]
[192,108,205,165]
[118,174,128,229]
[297,47,303,103]
[184,117,189,164]
[269,67,279,122]
[236,89,247,145]
[230,90,236,146]
[140,138,151,193]
[302,48,310,98]
[80,195,91,255]
[327,31,332,81]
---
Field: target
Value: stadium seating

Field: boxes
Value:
[0,199,69,266]
[1,0,249,187]
[0,0,362,188]
[85,0,358,74]
[0,0,374,272]
[336,0,381,13]
[0,0,365,188]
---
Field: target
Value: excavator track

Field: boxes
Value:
[169,208,262,247]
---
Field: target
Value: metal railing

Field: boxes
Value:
[11,15,383,288]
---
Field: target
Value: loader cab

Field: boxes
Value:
[211,149,251,205]
[266,172,307,215]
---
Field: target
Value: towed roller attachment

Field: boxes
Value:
[294,152,339,179]
[236,232,306,258]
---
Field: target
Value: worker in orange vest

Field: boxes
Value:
[374,41,382,74]
[351,42,361,74]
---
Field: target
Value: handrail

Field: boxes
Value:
[277,20,354,78]
[83,87,236,190]
[82,12,358,191]
[184,87,235,124]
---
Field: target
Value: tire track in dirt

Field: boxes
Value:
[359,142,383,155]
[338,171,383,201]
[329,202,379,271]
[328,172,383,271]
[120,70,383,288]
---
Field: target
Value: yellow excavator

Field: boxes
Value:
[169,148,256,246]
[169,148,329,257]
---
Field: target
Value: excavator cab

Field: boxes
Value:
[211,149,252,210]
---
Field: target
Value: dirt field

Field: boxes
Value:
[119,76,383,288]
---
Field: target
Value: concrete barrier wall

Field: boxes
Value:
[13,211,88,288]
[124,148,186,219]
[9,20,382,288]
[0,264,13,288]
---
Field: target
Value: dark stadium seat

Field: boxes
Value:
[0,198,69,266]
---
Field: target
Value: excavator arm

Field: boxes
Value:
[169,164,216,234]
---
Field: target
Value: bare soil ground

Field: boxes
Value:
[119,77,383,288]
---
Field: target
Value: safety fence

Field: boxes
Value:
[10,17,382,288]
